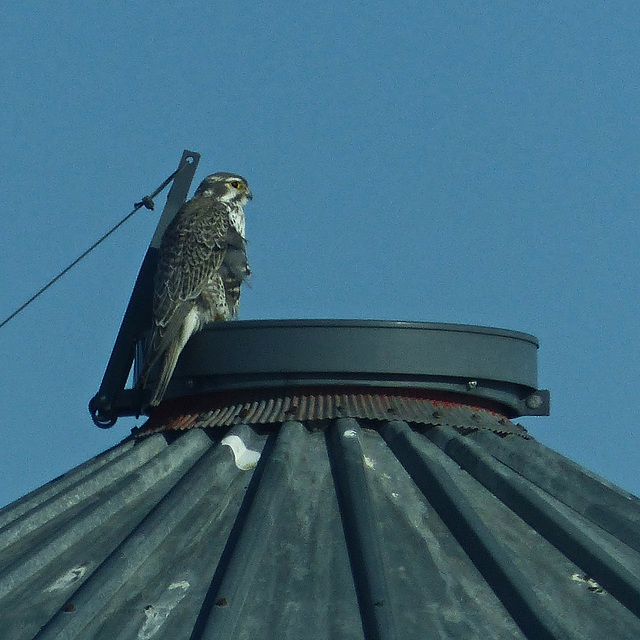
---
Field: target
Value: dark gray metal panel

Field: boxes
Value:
[33,425,267,640]
[179,320,539,386]
[383,421,640,640]
[0,439,136,530]
[357,427,526,639]
[327,419,396,640]
[468,429,640,553]
[380,420,567,640]
[0,436,164,552]
[0,430,212,640]
[426,426,640,620]
[199,421,364,640]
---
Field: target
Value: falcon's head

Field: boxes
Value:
[194,172,252,205]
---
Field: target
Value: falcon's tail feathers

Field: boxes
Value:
[149,308,200,406]
[149,344,181,406]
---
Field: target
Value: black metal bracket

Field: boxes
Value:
[89,150,200,427]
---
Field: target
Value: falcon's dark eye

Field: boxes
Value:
[230,180,241,189]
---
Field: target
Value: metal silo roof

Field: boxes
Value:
[2,320,640,638]
[2,407,640,638]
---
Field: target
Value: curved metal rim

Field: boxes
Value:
[199,319,540,346]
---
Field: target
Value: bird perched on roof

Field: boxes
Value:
[138,172,252,406]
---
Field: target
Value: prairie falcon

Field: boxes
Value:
[139,172,252,406]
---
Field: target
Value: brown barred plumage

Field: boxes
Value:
[138,172,251,406]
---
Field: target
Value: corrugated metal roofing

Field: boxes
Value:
[1,414,640,639]
[135,386,529,437]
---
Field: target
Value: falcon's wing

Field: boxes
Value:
[147,198,232,357]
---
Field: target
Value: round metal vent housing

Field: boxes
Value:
[144,320,548,417]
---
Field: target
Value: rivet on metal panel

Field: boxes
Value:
[467,380,478,390]
[525,394,543,410]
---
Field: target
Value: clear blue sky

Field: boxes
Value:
[1,2,638,507]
